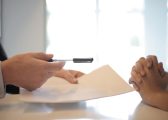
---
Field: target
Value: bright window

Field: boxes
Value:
[46,0,145,80]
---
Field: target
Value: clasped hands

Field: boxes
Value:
[129,55,168,91]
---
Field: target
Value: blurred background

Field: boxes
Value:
[46,0,168,81]
[1,0,168,81]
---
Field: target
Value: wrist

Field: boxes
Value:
[148,90,167,109]
[142,90,164,105]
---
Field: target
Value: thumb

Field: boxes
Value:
[32,52,53,61]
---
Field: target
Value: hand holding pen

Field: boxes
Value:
[48,57,93,84]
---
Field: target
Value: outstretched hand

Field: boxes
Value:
[1,52,65,91]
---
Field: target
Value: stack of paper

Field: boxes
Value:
[20,65,134,103]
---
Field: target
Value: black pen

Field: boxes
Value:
[48,58,94,63]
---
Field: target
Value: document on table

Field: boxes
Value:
[20,65,134,103]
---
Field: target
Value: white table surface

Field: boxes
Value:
[0,91,168,120]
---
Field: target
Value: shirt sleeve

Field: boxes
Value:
[0,61,6,98]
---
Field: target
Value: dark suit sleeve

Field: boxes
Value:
[0,43,19,94]
[0,43,7,61]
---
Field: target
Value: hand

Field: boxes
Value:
[129,57,147,91]
[1,52,65,91]
[146,55,166,79]
[54,69,85,84]
[130,56,168,110]
[129,56,168,90]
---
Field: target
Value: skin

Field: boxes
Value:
[54,69,84,84]
[1,52,84,91]
[130,55,168,111]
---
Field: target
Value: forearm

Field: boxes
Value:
[153,91,168,111]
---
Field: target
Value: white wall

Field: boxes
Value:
[144,0,167,63]
[1,0,46,57]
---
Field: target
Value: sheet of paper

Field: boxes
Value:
[20,65,134,103]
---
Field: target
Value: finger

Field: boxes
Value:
[47,62,65,71]
[32,52,54,61]
[132,82,140,91]
[68,70,85,78]
[147,55,158,71]
[135,57,146,76]
[158,62,165,77]
[55,70,78,84]
[146,56,153,68]
[129,78,134,84]
[128,78,140,91]
[131,67,142,84]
